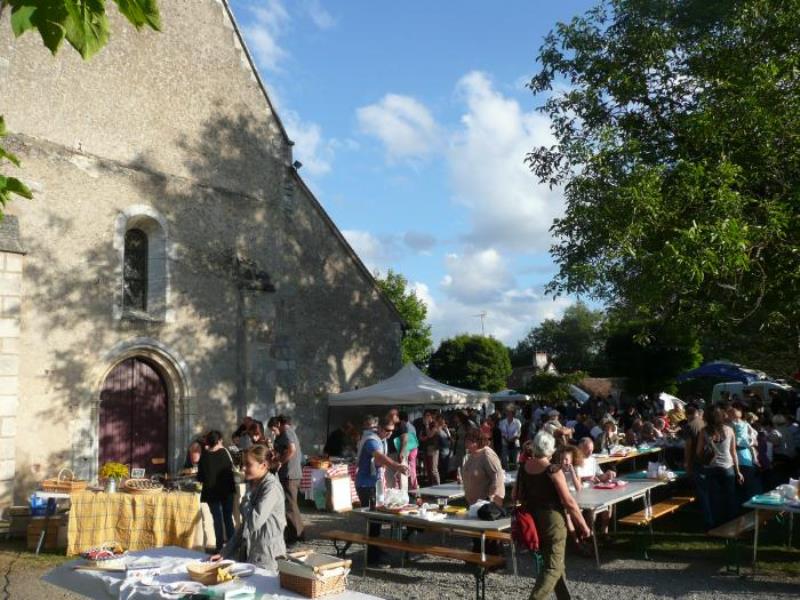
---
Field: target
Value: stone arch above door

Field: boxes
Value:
[84,338,194,478]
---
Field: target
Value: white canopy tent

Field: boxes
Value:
[328,363,490,408]
[568,384,591,404]
[490,389,530,404]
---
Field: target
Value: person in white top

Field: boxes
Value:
[498,406,522,469]
[576,437,615,538]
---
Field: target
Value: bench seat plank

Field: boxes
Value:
[619,496,695,527]
[320,529,505,568]
[708,511,773,539]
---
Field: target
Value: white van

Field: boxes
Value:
[711,381,791,404]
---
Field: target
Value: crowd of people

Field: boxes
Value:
[176,388,800,599]
[181,414,307,571]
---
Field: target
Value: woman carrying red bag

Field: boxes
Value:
[515,432,590,600]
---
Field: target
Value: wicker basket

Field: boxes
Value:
[41,469,88,494]
[279,571,346,598]
[186,561,231,585]
[308,457,331,470]
[123,479,164,495]
[278,551,350,599]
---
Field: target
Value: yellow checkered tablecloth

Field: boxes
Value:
[67,491,201,556]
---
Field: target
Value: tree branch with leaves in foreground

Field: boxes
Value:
[0,0,161,214]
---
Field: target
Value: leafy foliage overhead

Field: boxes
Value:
[0,0,161,212]
[375,269,433,368]
[429,334,512,393]
[529,0,800,342]
[604,317,702,395]
[7,0,160,59]
[0,116,32,208]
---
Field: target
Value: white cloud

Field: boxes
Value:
[341,230,401,274]
[441,248,514,304]
[303,0,336,29]
[241,0,291,72]
[448,71,563,252]
[283,111,333,177]
[410,281,437,314]
[356,94,441,163]
[426,286,573,346]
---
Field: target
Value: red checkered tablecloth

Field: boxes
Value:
[300,464,359,505]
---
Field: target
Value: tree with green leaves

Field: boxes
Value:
[511,301,605,373]
[375,269,433,368]
[429,334,511,393]
[529,0,800,359]
[603,317,702,395]
[0,0,161,210]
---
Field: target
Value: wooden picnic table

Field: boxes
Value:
[351,506,511,563]
[743,488,800,575]
[574,479,666,567]
[414,471,517,500]
[594,447,663,467]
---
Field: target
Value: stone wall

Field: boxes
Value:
[0,251,22,505]
[0,1,402,501]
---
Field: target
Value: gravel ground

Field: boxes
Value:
[4,506,797,600]
[300,509,798,600]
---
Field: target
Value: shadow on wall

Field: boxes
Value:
[14,109,400,500]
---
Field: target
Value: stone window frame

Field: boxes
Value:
[113,205,174,322]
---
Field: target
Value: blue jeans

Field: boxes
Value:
[356,486,385,564]
[738,464,762,507]
[704,466,736,528]
[692,469,714,530]
[208,495,235,552]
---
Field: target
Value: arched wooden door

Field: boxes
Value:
[99,358,169,474]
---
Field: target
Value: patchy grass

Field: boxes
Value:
[0,539,71,568]
[607,506,800,577]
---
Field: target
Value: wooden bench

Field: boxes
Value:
[619,496,695,527]
[321,529,505,600]
[708,511,774,574]
[618,496,695,558]
[412,526,517,575]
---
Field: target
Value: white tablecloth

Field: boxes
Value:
[42,546,384,600]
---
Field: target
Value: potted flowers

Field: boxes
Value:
[99,462,129,493]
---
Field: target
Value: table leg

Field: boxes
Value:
[480,533,486,562]
[510,533,517,575]
[363,518,370,575]
[752,508,759,577]
[35,498,57,555]
[591,512,600,568]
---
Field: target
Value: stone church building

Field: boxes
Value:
[0,0,403,505]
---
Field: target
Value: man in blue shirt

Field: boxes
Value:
[355,415,408,567]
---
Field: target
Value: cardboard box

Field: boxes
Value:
[26,516,67,551]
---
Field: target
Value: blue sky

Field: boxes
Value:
[228,0,596,347]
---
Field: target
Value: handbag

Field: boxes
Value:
[477,502,507,521]
[223,447,245,484]
[511,506,540,551]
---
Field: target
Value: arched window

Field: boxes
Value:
[115,206,170,322]
[123,228,148,311]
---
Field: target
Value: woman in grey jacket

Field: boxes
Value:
[211,444,287,570]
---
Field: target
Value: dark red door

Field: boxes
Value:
[99,358,168,474]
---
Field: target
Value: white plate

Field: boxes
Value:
[162,581,207,595]
[227,563,256,577]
